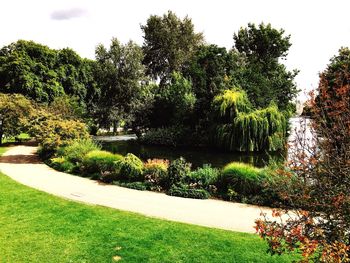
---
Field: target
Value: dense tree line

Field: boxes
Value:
[0,11,299,151]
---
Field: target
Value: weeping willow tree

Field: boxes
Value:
[214,89,287,151]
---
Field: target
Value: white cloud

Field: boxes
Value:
[51,8,87,20]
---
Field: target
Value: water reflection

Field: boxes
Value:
[100,139,285,168]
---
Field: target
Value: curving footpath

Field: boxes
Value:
[0,145,273,233]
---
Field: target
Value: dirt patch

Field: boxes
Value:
[0,154,41,164]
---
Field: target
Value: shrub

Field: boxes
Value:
[117,153,144,181]
[187,164,219,190]
[33,116,90,154]
[50,157,75,173]
[81,150,123,179]
[113,181,152,191]
[143,159,169,190]
[57,139,100,163]
[139,126,187,147]
[218,162,265,199]
[167,157,191,188]
[167,185,209,199]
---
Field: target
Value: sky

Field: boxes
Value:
[1,0,350,102]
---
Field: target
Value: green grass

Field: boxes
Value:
[0,147,7,155]
[0,148,296,262]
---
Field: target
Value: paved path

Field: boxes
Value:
[0,146,272,233]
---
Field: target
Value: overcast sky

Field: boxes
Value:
[1,0,350,101]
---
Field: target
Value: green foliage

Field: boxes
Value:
[141,10,204,85]
[213,89,251,119]
[152,71,196,126]
[214,90,287,151]
[167,185,210,199]
[143,159,169,190]
[0,93,34,144]
[113,181,151,191]
[185,44,232,126]
[167,157,192,187]
[231,23,298,110]
[49,95,85,120]
[140,125,189,147]
[50,157,75,173]
[95,38,150,131]
[218,162,265,199]
[0,40,97,107]
[117,153,144,181]
[81,150,123,177]
[233,23,291,61]
[57,139,100,163]
[33,116,90,153]
[188,164,220,190]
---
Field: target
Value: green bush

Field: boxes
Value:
[143,159,169,190]
[33,116,90,153]
[167,185,209,199]
[117,153,144,181]
[57,139,100,163]
[167,157,191,188]
[113,181,152,191]
[50,157,75,173]
[187,164,219,190]
[139,126,187,147]
[218,162,265,199]
[81,150,123,179]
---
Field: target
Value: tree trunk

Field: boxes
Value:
[113,121,117,136]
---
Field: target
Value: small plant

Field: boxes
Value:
[218,162,265,200]
[117,153,144,181]
[143,159,169,190]
[113,181,152,191]
[167,157,191,188]
[167,185,209,199]
[57,139,100,163]
[81,150,123,179]
[187,164,219,190]
[50,157,75,173]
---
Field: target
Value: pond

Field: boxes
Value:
[98,138,285,168]
[96,117,309,168]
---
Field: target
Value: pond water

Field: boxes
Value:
[96,117,309,168]
[98,138,284,169]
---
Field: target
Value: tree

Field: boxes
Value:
[94,38,150,133]
[0,93,34,145]
[256,48,350,262]
[0,40,64,102]
[150,71,196,127]
[0,40,98,109]
[141,11,204,85]
[231,23,299,110]
[185,44,231,123]
[213,89,286,151]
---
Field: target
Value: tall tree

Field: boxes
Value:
[141,11,204,86]
[94,38,150,132]
[231,23,299,110]
[185,44,231,123]
[0,40,98,109]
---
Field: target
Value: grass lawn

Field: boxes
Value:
[0,147,296,263]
